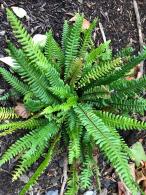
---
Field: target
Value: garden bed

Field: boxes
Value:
[0,0,146,194]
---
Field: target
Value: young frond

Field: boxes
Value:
[45,30,64,71]
[64,14,83,80]
[84,40,111,67]
[62,20,70,52]
[65,163,79,195]
[80,18,97,57]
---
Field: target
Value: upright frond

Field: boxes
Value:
[64,14,83,80]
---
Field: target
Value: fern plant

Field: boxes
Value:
[0,9,146,194]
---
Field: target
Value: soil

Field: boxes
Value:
[0,0,146,194]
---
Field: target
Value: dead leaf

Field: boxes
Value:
[14,103,30,118]
[69,15,90,30]
[11,6,28,18]
[0,56,15,68]
[32,34,47,47]
[118,182,127,195]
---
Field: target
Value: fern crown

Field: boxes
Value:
[0,10,146,194]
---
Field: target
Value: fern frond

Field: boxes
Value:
[0,67,29,95]
[12,142,45,181]
[8,42,59,104]
[110,76,146,97]
[110,97,146,114]
[45,30,64,71]
[69,58,83,87]
[62,20,70,52]
[74,104,139,194]
[80,18,97,57]
[41,96,77,116]
[82,85,110,100]
[19,134,60,195]
[0,107,19,120]
[78,57,122,88]
[84,40,111,67]
[7,9,69,95]
[97,48,146,85]
[0,121,59,167]
[96,111,146,130]
[65,162,79,195]
[0,92,10,101]
[0,118,46,136]
[64,14,83,80]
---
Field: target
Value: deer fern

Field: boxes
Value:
[0,9,146,194]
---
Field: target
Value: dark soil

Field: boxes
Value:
[0,0,146,194]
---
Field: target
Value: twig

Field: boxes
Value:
[99,22,106,43]
[60,157,68,195]
[133,0,144,78]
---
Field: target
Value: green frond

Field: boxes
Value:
[80,18,97,57]
[64,14,83,80]
[80,144,94,189]
[0,107,19,120]
[7,9,68,94]
[96,111,146,130]
[62,20,70,52]
[84,40,111,68]
[0,121,59,166]
[110,97,146,114]
[74,104,140,194]
[110,76,146,97]
[82,85,111,101]
[78,57,122,88]
[65,162,79,195]
[45,30,64,71]
[19,134,60,195]
[0,117,46,136]
[48,85,72,99]
[116,47,133,58]
[69,58,83,87]
[41,96,77,116]
[12,142,46,181]
[0,92,10,101]
[0,67,29,95]
[97,47,146,85]
[8,42,59,105]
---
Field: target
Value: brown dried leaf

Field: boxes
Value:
[14,103,30,119]
[69,15,90,30]
[118,182,126,195]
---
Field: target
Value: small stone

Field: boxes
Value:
[46,190,59,195]
[0,31,5,36]
[19,175,29,183]
[78,0,83,3]
[84,190,96,195]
